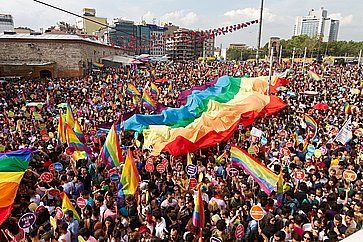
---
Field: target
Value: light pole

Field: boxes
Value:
[256,0,264,63]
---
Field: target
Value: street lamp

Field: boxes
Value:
[256,0,264,63]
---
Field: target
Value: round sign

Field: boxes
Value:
[210,237,222,242]
[18,213,36,229]
[260,137,268,145]
[297,136,304,143]
[48,164,55,173]
[40,129,47,135]
[228,168,239,177]
[147,157,153,164]
[186,164,197,176]
[53,162,63,172]
[162,158,168,167]
[343,170,357,182]
[65,147,74,156]
[294,170,305,181]
[110,173,120,182]
[307,145,315,154]
[55,207,64,219]
[320,146,327,155]
[48,189,60,197]
[250,205,265,221]
[189,178,197,189]
[40,172,53,183]
[145,162,154,173]
[35,205,45,214]
[235,224,245,239]
[77,197,87,209]
[314,149,322,158]
[156,163,166,173]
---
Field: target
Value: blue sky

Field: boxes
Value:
[1,0,362,48]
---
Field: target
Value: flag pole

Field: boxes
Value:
[256,0,264,63]
[267,47,274,95]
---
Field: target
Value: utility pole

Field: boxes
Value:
[267,47,274,95]
[279,45,283,64]
[358,49,362,66]
[256,0,264,63]
[291,47,296,68]
[302,47,307,69]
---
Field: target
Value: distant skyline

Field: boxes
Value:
[1,0,362,48]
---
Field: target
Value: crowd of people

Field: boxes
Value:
[0,59,362,242]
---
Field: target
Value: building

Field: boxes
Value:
[268,37,281,57]
[76,8,107,35]
[148,24,167,56]
[0,33,123,78]
[294,7,339,42]
[166,28,215,61]
[109,19,137,55]
[0,14,14,33]
[229,43,248,50]
[166,28,195,61]
[14,27,34,34]
[136,24,150,55]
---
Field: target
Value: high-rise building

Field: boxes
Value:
[148,24,166,56]
[293,7,339,42]
[109,19,137,55]
[0,14,14,33]
[76,8,107,35]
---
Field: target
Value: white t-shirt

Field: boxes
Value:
[58,231,71,242]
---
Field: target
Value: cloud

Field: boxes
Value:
[328,13,353,26]
[161,10,198,27]
[224,8,276,23]
[142,11,156,23]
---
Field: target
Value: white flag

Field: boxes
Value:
[335,116,352,145]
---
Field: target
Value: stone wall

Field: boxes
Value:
[0,38,123,78]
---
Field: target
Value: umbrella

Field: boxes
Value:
[313,103,329,111]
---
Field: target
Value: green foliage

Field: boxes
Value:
[226,48,258,61]
[262,35,363,58]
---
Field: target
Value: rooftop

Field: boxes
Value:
[0,33,116,47]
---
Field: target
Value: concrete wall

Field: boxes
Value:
[0,39,123,78]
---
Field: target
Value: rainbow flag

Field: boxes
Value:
[308,70,321,81]
[57,111,66,145]
[0,149,31,225]
[230,146,278,195]
[304,114,318,132]
[66,104,75,130]
[60,192,80,221]
[142,91,157,111]
[100,123,124,168]
[74,119,86,143]
[192,184,205,228]
[126,83,141,97]
[120,149,140,195]
[150,82,160,96]
[65,124,90,155]
[344,103,351,115]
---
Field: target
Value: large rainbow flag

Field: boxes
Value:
[120,149,140,195]
[66,104,75,130]
[100,123,124,168]
[57,111,66,145]
[230,146,278,195]
[126,83,141,97]
[65,124,91,155]
[142,91,157,111]
[0,149,31,225]
[141,76,286,155]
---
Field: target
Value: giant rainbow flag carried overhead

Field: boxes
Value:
[0,149,31,225]
[138,76,286,155]
[230,146,278,195]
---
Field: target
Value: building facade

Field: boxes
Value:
[136,24,150,55]
[229,43,248,50]
[0,14,14,33]
[294,7,339,42]
[0,33,123,78]
[76,8,107,35]
[109,19,137,55]
[148,24,166,56]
